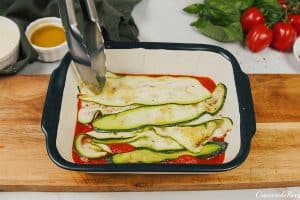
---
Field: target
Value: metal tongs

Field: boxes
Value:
[57,0,106,93]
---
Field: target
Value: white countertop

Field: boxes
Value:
[7,0,300,199]
[21,0,300,75]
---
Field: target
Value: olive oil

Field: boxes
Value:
[30,25,66,48]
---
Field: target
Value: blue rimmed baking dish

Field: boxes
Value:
[41,42,256,173]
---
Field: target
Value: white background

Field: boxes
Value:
[6,0,300,199]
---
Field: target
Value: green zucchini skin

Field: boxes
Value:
[92,83,226,132]
[111,141,228,164]
[90,118,232,153]
[206,83,227,115]
[198,141,228,158]
[74,134,108,159]
[74,117,232,161]
[77,104,140,124]
[92,129,185,151]
[87,131,136,140]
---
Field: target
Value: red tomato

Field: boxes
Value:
[272,22,297,52]
[241,7,265,33]
[246,24,273,52]
[288,14,300,36]
[277,0,287,9]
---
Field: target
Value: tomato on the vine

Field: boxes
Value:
[241,7,265,33]
[277,0,288,9]
[272,22,297,51]
[288,14,300,36]
[246,24,273,52]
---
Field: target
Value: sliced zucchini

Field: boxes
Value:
[197,141,228,158]
[93,143,112,153]
[205,83,227,114]
[78,103,139,124]
[75,118,232,159]
[91,118,232,153]
[78,107,100,124]
[74,134,108,159]
[87,131,136,139]
[91,137,137,144]
[112,141,228,164]
[154,120,218,153]
[92,129,184,151]
[153,117,232,153]
[211,117,233,138]
[217,117,233,131]
[93,103,205,132]
[92,84,226,132]
[129,130,184,151]
[79,74,212,106]
[180,113,221,126]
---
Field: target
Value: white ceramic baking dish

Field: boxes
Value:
[42,42,255,173]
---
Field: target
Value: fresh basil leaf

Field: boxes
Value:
[204,0,254,11]
[204,0,253,11]
[183,3,204,14]
[192,18,243,42]
[185,0,251,43]
[231,0,254,11]
[202,5,241,26]
[256,0,283,27]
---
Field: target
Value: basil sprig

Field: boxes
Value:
[184,0,285,42]
[184,0,259,42]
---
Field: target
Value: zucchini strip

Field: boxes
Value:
[92,83,226,132]
[179,113,221,126]
[79,74,212,106]
[90,118,232,153]
[74,118,232,159]
[74,134,108,159]
[129,130,184,151]
[112,141,228,164]
[92,129,184,151]
[87,131,137,139]
[154,121,218,153]
[78,102,139,124]
[154,117,233,153]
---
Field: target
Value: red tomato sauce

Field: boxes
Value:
[72,74,223,165]
[164,153,225,165]
[107,143,136,154]
[212,137,225,142]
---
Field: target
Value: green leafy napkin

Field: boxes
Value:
[0,0,141,75]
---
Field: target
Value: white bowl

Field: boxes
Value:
[293,37,300,65]
[25,17,68,62]
[0,16,20,70]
